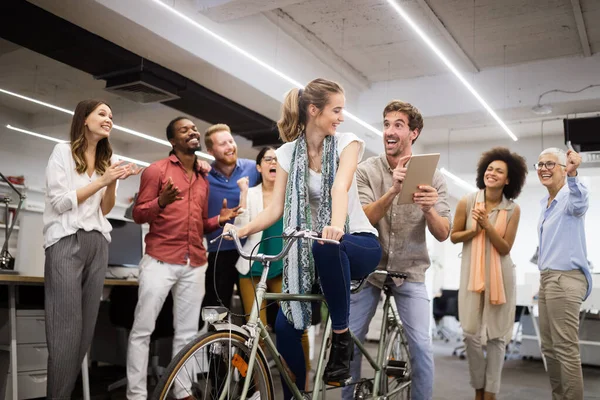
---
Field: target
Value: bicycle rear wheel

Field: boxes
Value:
[380,325,411,399]
[151,331,274,400]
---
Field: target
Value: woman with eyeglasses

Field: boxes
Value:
[534,147,592,400]
[234,147,285,325]
[451,147,527,400]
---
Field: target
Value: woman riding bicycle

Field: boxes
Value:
[224,78,381,397]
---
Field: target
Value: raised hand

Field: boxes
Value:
[413,185,438,213]
[218,198,242,225]
[158,177,183,208]
[118,163,144,180]
[100,160,126,186]
[391,155,411,194]
[471,208,490,230]
[566,150,582,177]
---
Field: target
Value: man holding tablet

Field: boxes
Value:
[342,100,452,400]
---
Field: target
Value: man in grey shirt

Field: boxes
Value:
[342,100,451,400]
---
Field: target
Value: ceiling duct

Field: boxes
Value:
[101,69,180,104]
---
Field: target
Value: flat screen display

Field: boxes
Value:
[107,218,143,267]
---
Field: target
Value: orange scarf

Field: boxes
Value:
[468,197,508,305]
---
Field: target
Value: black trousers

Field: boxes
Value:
[199,250,240,329]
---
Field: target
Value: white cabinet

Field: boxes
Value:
[0,309,48,399]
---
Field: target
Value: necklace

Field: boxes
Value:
[308,150,322,173]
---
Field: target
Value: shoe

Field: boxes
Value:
[323,330,353,385]
[483,392,497,400]
[475,389,484,400]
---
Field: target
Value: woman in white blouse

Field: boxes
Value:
[42,99,140,399]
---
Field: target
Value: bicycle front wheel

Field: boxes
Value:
[380,325,411,399]
[151,331,274,400]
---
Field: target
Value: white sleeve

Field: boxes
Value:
[337,132,365,162]
[45,144,78,215]
[275,141,294,173]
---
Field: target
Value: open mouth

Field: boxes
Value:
[269,167,276,174]
[101,124,111,132]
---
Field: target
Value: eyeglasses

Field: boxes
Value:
[534,161,565,170]
[262,156,277,163]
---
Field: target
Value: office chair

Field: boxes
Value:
[432,289,466,359]
[107,286,174,391]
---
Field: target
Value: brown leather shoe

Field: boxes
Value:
[475,389,484,400]
[483,392,497,400]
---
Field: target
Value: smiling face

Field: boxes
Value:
[537,153,566,189]
[84,103,113,141]
[484,160,509,190]
[257,149,277,184]
[309,92,345,136]
[170,118,201,155]
[383,111,418,158]
[208,130,238,166]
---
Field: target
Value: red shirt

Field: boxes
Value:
[133,155,220,266]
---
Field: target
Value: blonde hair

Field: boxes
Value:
[277,78,344,143]
[70,99,113,175]
[204,123,231,149]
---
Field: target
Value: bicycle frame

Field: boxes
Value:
[213,258,407,400]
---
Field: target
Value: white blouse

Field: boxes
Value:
[43,143,115,249]
[276,132,377,236]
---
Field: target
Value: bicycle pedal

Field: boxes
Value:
[325,377,352,387]
[386,359,408,378]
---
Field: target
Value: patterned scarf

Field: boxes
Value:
[282,133,348,329]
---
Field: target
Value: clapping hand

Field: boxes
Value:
[158,177,183,208]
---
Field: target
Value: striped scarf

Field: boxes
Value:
[282,133,347,329]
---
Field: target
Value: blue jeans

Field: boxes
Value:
[342,281,434,400]
[277,232,381,399]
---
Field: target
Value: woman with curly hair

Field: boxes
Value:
[450,147,528,400]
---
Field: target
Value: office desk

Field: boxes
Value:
[0,274,138,400]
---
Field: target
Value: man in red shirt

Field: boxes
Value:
[126,117,240,400]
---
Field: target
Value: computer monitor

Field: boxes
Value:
[107,218,143,267]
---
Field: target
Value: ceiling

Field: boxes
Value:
[0,39,260,162]
[0,0,281,148]
[198,0,600,81]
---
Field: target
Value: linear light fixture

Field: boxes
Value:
[0,87,214,160]
[151,0,382,138]
[385,0,518,142]
[440,168,477,192]
[6,125,150,167]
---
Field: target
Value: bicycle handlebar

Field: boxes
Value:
[209,226,340,263]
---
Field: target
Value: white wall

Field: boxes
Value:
[424,137,600,290]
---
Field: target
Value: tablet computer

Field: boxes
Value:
[398,153,441,205]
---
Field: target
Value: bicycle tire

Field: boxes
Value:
[151,330,274,400]
[380,325,411,399]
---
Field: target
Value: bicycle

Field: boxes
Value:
[151,227,411,400]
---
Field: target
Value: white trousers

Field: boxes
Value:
[126,255,206,399]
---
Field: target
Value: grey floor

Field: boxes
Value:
[78,337,600,399]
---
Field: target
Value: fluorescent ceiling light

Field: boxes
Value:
[385,0,518,142]
[6,124,150,167]
[151,0,382,138]
[440,168,477,192]
[0,87,214,160]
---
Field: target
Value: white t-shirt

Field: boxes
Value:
[276,132,377,236]
[43,142,115,248]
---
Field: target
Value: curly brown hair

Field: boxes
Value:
[476,147,528,200]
